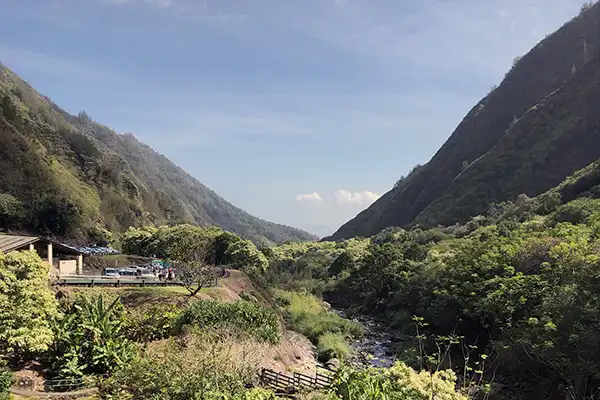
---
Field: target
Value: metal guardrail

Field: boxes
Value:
[56,277,184,287]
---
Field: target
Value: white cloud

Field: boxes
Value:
[296,192,323,202]
[334,189,380,206]
[105,0,171,7]
[145,0,172,8]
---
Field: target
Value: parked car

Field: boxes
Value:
[118,267,137,277]
[102,268,120,278]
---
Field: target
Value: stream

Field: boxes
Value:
[333,309,402,369]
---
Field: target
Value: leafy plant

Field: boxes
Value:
[50,293,135,378]
[319,362,468,400]
[124,304,182,343]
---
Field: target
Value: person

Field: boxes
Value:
[167,267,173,281]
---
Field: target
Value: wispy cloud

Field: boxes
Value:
[334,190,380,206]
[105,0,171,8]
[145,0,171,8]
[0,45,117,81]
[296,193,323,203]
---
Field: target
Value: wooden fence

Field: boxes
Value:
[260,364,336,394]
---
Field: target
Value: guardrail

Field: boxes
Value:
[56,278,184,287]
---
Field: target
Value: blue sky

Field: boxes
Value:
[0,0,585,237]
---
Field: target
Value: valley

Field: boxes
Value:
[2,2,600,400]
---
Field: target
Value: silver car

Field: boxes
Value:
[102,268,120,278]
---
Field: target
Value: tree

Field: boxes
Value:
[0,95,19,124]
[0,251,60,357]
[0,193,23,228]
[328,251,356,277]
[177,261,222,297]
[512,55,522,68]
[214,231,243,265]
[158,226,222,297]
[77,110,92,125]
[225,240,268,273]
[121,226,158,256]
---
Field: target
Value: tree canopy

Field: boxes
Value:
[0,250,60,356]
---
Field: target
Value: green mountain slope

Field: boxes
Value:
[0,63,317,245]
[329,3,600,240]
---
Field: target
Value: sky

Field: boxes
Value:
[0,0,586,237]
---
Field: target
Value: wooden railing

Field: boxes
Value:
[259,364,336,394]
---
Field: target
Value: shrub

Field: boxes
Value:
[551,198,600,224]
[317,333,351,362]
[319,362,468,400]
[101,331,274,400]
[124,304,182,343]
[0,360,12,400]
[178,300,281,343]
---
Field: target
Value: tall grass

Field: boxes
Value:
[275,290,362,361]
[317,333,351,362]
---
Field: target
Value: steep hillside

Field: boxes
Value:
[329,2,600,240]
[0,63,316,245]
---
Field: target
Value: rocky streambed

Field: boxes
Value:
[333,309,407,369]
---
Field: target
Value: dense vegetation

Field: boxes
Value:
[317,362,469,400]
[0,248,468,399]
[330,1,600,240]
[121,224,268,274]
[179,300,281,343]
[266,158,600,400]
[0,62,316,245]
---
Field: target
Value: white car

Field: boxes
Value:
[102,268,120,278]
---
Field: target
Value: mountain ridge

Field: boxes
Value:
[327,2,600,240]
[0,62,317,245]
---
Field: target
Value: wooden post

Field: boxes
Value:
[47,242,53,265]
[77,255,83,275]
